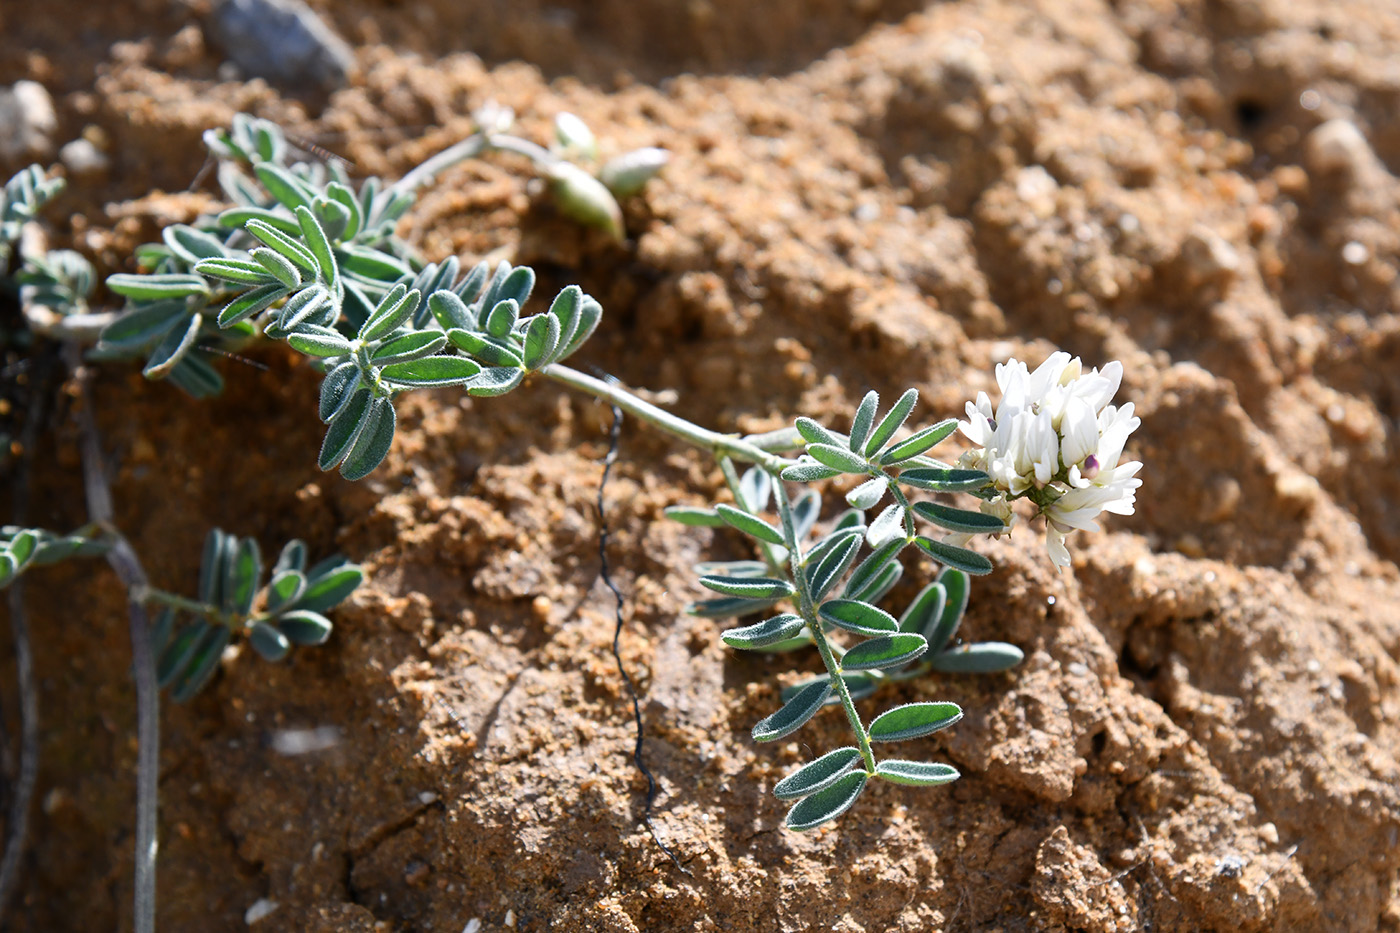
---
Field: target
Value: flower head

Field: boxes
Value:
[957,352,1141,568]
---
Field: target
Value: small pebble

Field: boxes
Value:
[0,80,58,160]
[60,138,110,177]
[1304,119,1374,180]
[244,899,278,925]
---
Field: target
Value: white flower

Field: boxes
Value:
[956,352,1141,569]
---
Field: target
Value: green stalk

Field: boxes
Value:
[773,480,877,774]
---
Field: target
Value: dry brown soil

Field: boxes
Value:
[4,0,1400,930]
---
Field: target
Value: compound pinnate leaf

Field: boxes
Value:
[865,387,918,457]
[277,610,333,645]
[380,356,482,388]
[722,613,806,650]
[928,642,1024,674]
[784,771,868,831]
[714,504,785,546]
[841,633,927,671]
[911,501,1006,534]
[663,505,726,527]
[878,419,959,465]
[699,575,795,600]
[340,397,396,480]
[773,747,862,801]
[848,390,879,453]
[752,679,831,742]
[867,701,963,742]
[913,536,993,576]
[818,599,897,637]
[249,620,291,662]
[874,760,960,786]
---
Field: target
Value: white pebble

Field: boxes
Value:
[244,899,278,924]
[1342,241,1369,264]
[0,80,58,160]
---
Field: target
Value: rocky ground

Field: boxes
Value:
[3,0,1400,930]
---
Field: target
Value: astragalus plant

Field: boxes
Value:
[3,109,1141,928]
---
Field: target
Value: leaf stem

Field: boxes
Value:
[541,363,794,473]
[773,480,877,775]
[136,587,227,623]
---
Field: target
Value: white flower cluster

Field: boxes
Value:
[956,352,1142,568]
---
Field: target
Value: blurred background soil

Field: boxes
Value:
[3,0,1400,930]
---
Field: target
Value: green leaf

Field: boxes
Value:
[785,771,868,831]
[844,536,904,600]
[163,225,227,263]
[791,489,821,540]
[485,298,519,339]
[868,702,963,742]
[752,679,831,742]
[294,564,364,614]
[493,265,536,310]
[685,596,781,619]
[218,206,301,235]
[325,182,363,240]
[545,285,580,355]
[926,569,967,650]
[98,301,187,348]
[464,367,525,397]
[879,419,958,465]
[663,505,726,527]
[4,529,37,568]
[913,537,993,576]
[380,356,482,388]
[896,467,988,492]
[276,609,333,645]
[198,528,228,605]
[142,311,202,379]
[193,257,277,286]
[558,295,602,360]
[245,218,319,273]
[171,624,232,702]
[277,286,332,331]
[157,621,208,688]
[107,273,209,301]
[428,289,473,331]
[148,607,176,653]
[338,243,411,281]
[272,539,307,575]
[296,206,339,290]
[448,330,525,368]
[229,536,262,615]
[794,416,842,448]
[928,642,1023,673]
[807,529,862,601]
[773,747,863,801]
[250,247,303,289]
[721,613,806,650]
[265,568,307,612]
[874,760,960,786]
[852,558,902,605]
[911,502,1006,535]
[217,282,288,328]
[370,330,447,366]
[318,387,372,470]
[845,476,888,510]
[806,442,868,474]
[781,460,843,483]
[522,313,560,370]
[249,620,291,661]
[254,161,314,210]
[818,599,897,637]
[319,363,360,422]
[340,397,396,480]
[848,390,879,453]
[865,387,918,457]
[841,633,928,671]
[289,325,354,359]
[699,575,794,600]
[693,560,770,577]
[739,467,772,513]
[715,504,785,546]
[899,581,948,639]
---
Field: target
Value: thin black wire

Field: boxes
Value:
[594,378,690,875]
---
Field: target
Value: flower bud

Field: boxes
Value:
[472,100,515,135]
[600,147,670,197]
[553,112,598,161]
[547,162,624,241]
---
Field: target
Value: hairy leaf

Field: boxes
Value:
[878,419,959,465]
[865,387,918,456]
[874,760,960,786]
[715,504,785,546]
[773,747,862,801]
[867,701,963,742]
[819,599,897,637]
[841,633,928,671]
[928,642,1024,673]
[784,771,867,831]
[380,356,482,388]
[721,613,807,650]
[752,679,831,742]
[848,390,879,453]
[913,536,993,576]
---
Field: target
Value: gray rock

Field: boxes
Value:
[0,81,58,161]
[59,138,110,178]
[207,0,354,93]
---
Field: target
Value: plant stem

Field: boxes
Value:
[136,587,224,621]
[773,481,877,775]
[67,345,158,933]
[541,363,794,473]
